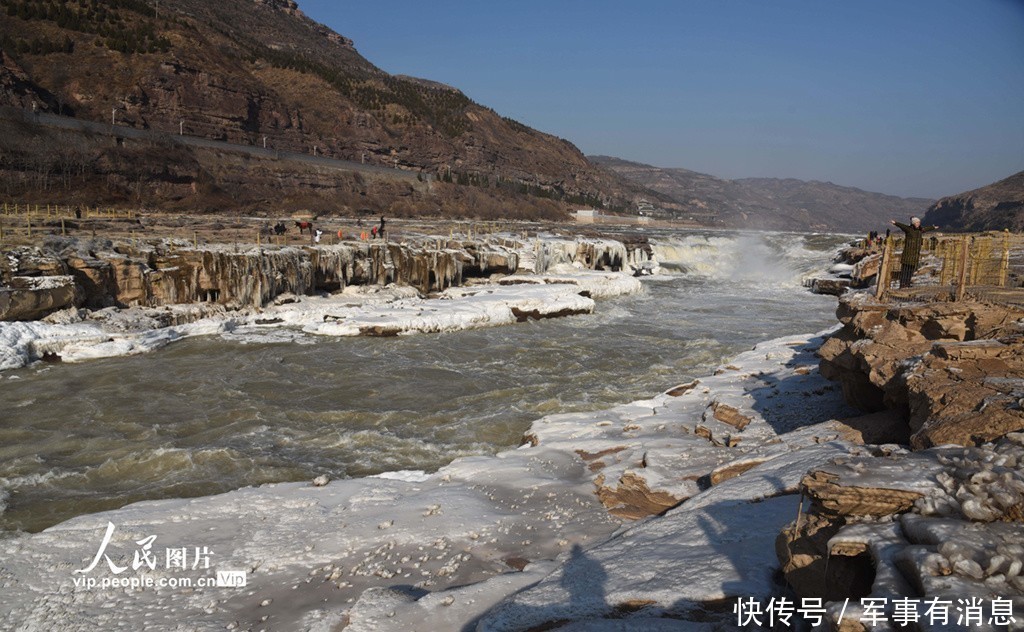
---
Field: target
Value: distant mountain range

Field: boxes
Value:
[923,170,1024,232]
[589,156,934,233]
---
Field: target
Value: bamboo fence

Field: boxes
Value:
[875,231,1024,306]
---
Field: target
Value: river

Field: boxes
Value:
[0,229,848,533]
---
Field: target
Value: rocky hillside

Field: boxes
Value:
[0,0,670,217]
[591,155,934,233]
[923,170,1024,232]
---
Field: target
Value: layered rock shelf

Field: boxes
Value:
[818,293,1024,448]
[778,436,1024,629]
[1,235,655,322]
[765,291,1024,630]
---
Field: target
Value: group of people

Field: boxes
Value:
[262,216,388,244]
[863,229,888,247]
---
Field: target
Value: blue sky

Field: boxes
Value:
[296,0,1023,199]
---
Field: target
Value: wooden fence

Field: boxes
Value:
[0,202,516,251]
[875,231,1024,306]
[0,202,139,243]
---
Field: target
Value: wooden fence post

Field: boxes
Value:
[940,237,962,287]
[955,236,971,301]
[875,236,893,300]
[998,230,1011,287]
[968,235,986,286]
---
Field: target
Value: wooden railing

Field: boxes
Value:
[875,231,1024,305]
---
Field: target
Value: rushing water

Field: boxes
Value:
[0,230,848,533]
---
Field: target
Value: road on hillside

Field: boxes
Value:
[14,109,423,183]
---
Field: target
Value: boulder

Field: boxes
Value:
[904,340,1024,448]
[0,247,69,281]
[800,467,927,517]
[808,277,850,296]
[0,275,83,321]
[835,246,873,265]
[851,253,881,287]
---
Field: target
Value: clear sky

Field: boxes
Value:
[296,0,1023,199]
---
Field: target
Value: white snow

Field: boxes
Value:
[0,270,641,371]
[0,315,236,370]
[5,274,77,291]
[370,471,431,483]
[0,324,874,631]
[499,265,643,298]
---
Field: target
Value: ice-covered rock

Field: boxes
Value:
[778,435,1024,628]
[0,275,82,321]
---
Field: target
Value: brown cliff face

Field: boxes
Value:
[0,0,652,215]
[923,170,1024,232]
[817,293,1024,448]
[0,237,526,321]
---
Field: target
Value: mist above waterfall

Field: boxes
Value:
[649,231,842,286]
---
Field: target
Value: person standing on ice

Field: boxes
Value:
[890,216,938,288]
[378,215,386,240]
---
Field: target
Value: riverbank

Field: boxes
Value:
[4,292,1019,631]
[5,234,1019,631]
[0,324,863,631]
[0,228,842,630]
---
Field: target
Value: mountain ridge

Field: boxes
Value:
[0,0,967,233]
[0,0,665,217]
[590,155,935,233]
[922,170,1024,232]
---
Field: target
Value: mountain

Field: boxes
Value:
[590,156,934,233]
[922,171,1024,232]
[0,0,670,217]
